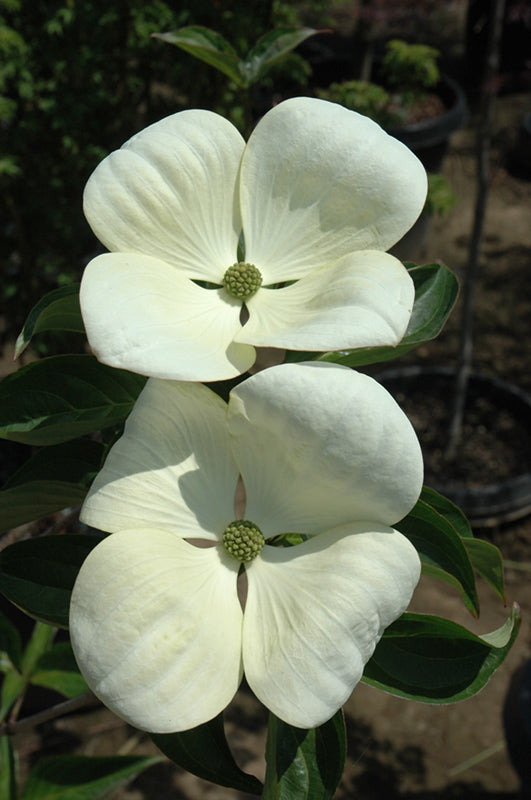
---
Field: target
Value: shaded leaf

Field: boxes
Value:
[0,480,87,535]
[0,535,103,628]
[263,710,345,800]
[152,714,262,795]
[362,605,520,702]
[14,284,84,359]
[0,611,22,672]
[4,439,104,490]
[20,755,161,800]
[31,642,88,698]
[0,355,146,445]
[396,493,479,617]
[0,736,17,800]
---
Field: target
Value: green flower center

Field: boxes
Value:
[222,262,262,301]
[222,519,265,563]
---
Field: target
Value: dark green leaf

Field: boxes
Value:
[0,736,17,800]
[362,606,520,702]
[1,622,56,723]
[153,26,242,84]
[0,534,103,628]
[14,284,84,359]
[263,710,346,800]
[20,755,162,800]
[396,494,479,617]
[0,480,87,534]
[152,714,262,795]
[0,611,22,672]
[31,641,88,698]
[0,355,146,445]
[242,27,320,86]
[421,488,506,602]
[4,438,104,490]
[287,262,458,367]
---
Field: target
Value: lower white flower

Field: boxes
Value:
[70,363,423,732]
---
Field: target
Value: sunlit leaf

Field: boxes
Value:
[153,26,242,84]
[396,492,479,617]
[241,27,320,86]
[14,284,84,359]
[262,710,345,800]
[286,261,459,366]
[31,641,88,698]
[0,355,146,445]
[362,605,520,702]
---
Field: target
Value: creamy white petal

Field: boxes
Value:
[228,363,423,537]
[70,529,243,732]
[80,252,255,381]
[244,524,420,728]
[84,110,244,281]
[81,379,239,540]
[239,251,413,350]
[240,97,427,283]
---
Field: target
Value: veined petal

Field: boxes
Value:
[228,363,423,537]
[70,529,243,732]
[81,379,239,540]
[84,110,244,281]
[240,97,427,283]
[80,252,256,381]
[239,251,413,350]
[244,524,420,728]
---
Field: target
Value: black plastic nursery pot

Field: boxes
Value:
[388,74,468,173]
[375,365,531,526]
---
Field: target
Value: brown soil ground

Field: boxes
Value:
[3,31,531,800]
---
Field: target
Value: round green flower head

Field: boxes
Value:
[222,519,265,563]
[222,262,262,301]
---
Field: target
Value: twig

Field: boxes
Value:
[446,0,506,459]
[0,691,99,737]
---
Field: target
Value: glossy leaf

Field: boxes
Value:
[14,284,84,359]
[0,355,146,445]
[362,605,520,702]
[31,641,88,698]
[421,488,505,602]
[152,714,262,795]
[0,611,22,672]
[396,493,479,617]
[0,535,103,628]
[240,27,320,86]
[0,480,87,535]
[153,26,242,84]
[286,261,458,366]
[263,710,346,800]
[20,755,162,800]
[0,736,17,800]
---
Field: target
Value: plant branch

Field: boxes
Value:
[446,0,506,459]
[0,691,99,737]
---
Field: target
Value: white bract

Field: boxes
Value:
[70,362,423,732]
[80,97,427,381]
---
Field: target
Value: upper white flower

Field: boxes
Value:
[80,97,427,381]
[70,362,423,732]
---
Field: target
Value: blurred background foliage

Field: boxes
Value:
[0,0,319,351]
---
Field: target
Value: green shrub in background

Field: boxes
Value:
[0,0,287,351]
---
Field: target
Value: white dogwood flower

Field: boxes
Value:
[80,97,427,381]
[70,363,423,732]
